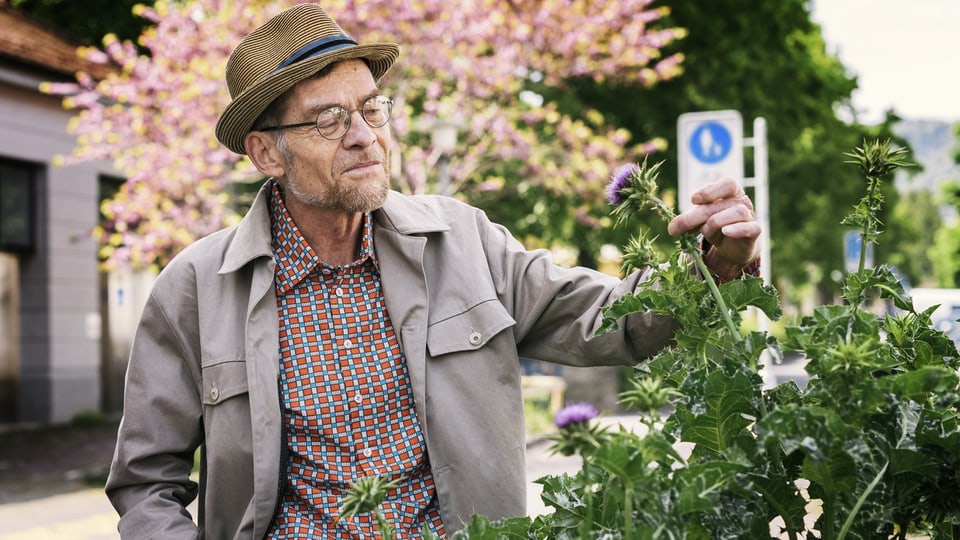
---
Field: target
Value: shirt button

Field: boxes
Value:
[335,287,344,296]
[343,339,353,349]
[209,387,220,401]
[353,394,363,404]
[362,448,373,458]
[468,331,482,346]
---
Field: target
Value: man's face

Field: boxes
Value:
[275,59,392,214]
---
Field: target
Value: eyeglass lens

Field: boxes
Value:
[316,95,393,139]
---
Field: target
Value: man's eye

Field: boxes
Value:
[316,109,343,128]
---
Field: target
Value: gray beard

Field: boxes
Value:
[285,172,389,213]
[282,151,390,213]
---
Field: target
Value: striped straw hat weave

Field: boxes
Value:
[215,3,400,154]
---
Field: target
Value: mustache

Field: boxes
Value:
[337,150,387,171]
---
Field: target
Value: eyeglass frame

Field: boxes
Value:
[255,94,394,140]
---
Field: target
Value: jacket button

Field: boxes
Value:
[209,387,220,401]
[468,331,482,346]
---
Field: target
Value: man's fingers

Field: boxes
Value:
[700,203,756,239]
[668,197,753,236]
[690,177,742,205]
[717,220,762,240]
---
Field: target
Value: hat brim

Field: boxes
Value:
[215,43,400,155]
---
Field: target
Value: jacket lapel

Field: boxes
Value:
[373,192,449,441]
[217,180,283,535]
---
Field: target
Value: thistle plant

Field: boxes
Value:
[546,401,607,457]
[546,402,607,539]
[338,475,402,540]
[618,375,679,427]
[386,141,960,539]
[607,160,676,226]
[841,139,912,257]
[604,156,750,339]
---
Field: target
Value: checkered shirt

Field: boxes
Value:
[266,183,445,539]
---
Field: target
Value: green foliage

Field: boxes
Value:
[930,180,960,287]
[463,140,960,539]
[449,515,532,539]
[12,0,148,45]
[544,0,914,298]
[339,475,403,540]
[884,188,941,288]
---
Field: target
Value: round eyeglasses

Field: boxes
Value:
[256,95,393,140]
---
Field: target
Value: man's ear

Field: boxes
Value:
[245,131,286,178]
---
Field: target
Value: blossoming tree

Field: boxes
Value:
[45,0,685,270]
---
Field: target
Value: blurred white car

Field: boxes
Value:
[907,287,960,344]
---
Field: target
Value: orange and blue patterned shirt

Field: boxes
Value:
[266,183,445,539]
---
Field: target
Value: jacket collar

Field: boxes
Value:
[220,181,274,275]
[374,190,451,235]
[219,181,450,274]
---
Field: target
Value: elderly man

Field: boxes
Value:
[105,3,761,538]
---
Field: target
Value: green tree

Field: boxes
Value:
[884,188,941,288]
[11,0,147,45]
[931,179,960,287]
[927,124,960,287]
[531,0,910,300]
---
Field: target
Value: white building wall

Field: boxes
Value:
[0,70,112,423]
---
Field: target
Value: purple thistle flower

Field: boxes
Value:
[607,163,639,205]
[554,402,599,428]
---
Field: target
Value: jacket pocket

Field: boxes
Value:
[426,299,515,357]
[200,360,249,405]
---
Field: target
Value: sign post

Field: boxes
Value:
[678,111,771,334]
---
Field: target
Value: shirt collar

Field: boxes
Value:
[270,181,378,294]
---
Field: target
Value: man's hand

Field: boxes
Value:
[667,177,761,281]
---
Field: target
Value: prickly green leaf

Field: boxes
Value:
[673,370,756,460]
[842,265,911,309]
[534,473,584,528]
[719,276,782,320]
[448,515,533,539]
[747,472,810,537]
[674,461,744,515]
[878,365,960,400]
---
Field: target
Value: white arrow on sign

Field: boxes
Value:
[677,110,744,212]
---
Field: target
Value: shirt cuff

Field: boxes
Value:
[699,236,761,284]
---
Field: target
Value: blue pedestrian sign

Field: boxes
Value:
[677,110,744,211]
[689,122,733,164]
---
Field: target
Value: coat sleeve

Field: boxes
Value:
[105,267,202,539]
[478,210,678,366]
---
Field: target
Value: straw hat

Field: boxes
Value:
[215,3,400,155]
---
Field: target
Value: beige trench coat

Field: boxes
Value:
[105,181,677,539]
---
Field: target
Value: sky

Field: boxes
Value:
[810,0,960,123]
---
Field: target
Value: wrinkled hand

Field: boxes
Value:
[667,177,760,281]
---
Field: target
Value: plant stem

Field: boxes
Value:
[688,236,772,423]
[688,239,740,338]
[376,509,395,540]
[837,461,889,540]
[822,495,838,540]
[624,480,634,540]
[853,173,878,309]
[582,457,593,539]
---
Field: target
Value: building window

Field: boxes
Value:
[0,159,38,253]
